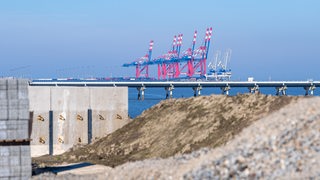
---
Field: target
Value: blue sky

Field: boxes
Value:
[0,0,319,80]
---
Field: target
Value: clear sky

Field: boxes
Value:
[0,0,319,80]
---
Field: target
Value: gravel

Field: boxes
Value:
[182,97,320,179]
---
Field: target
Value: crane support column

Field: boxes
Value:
[304,85,316,96]
[165,85,174,99]
[221,86,231,95]
[276,85,287,96]
[249,84,259,94]
[137,86,146,100]
[193,86,202,97]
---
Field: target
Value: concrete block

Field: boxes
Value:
[8,99,19,109]
[0,79,31,179]
[7,130,17,140]
[20,164,32,171]
[16,129,28,139]
[9,156,20,166]
[20,146,30,155]
[0,89,7,99]
[9,166,21,177]
[9,177,21,180]
[0,100,8,109]
[0,111,8,121]
[18,109,30,121]
[19,125,28,132]
[0,130,7,139]
[0,121,7,130]
[19,122,28,130]
[19,99,29,108]
[7,79,17,90]
[17,121,28,130]
[15,129,23,140]
[7,100,20,120]
[18,79,28,86]
[9,146,20,156]
[8,89,18,100]
[0,79,7,90]
[18,99,30,120]
[0,168,10,177]
[8,108,19,120]
[19,89,29,100]
[0,156,9,166]
[18,80,29,99]
[6,121,17,130]
[0,146,10,156]
[20,165,32,178]
[21,156,31,166]
[0,109,8,120]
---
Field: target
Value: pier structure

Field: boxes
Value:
[30,80,319,100]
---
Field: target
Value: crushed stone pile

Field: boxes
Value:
[101,97,320,179]
[33,94,297,168]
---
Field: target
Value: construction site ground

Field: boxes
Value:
[32,94,320,179]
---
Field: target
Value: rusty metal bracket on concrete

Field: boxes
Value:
[37,115,44,121]
[77,114,83,121]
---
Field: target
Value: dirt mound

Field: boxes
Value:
[33,94,298,167]
[96,97,320,179]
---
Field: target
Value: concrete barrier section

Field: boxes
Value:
[29,86,129,157]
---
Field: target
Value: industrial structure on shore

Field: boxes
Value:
[122,27,232,81]
[28,28,318,99]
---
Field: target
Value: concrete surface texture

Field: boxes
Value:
[0,78,31,179]
[29,86,129,157]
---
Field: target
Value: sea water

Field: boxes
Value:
[128,87,318,118]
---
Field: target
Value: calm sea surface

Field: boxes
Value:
[128,87,319,118]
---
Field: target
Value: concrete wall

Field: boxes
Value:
[29,86,129,157]
[0,78,31,179]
